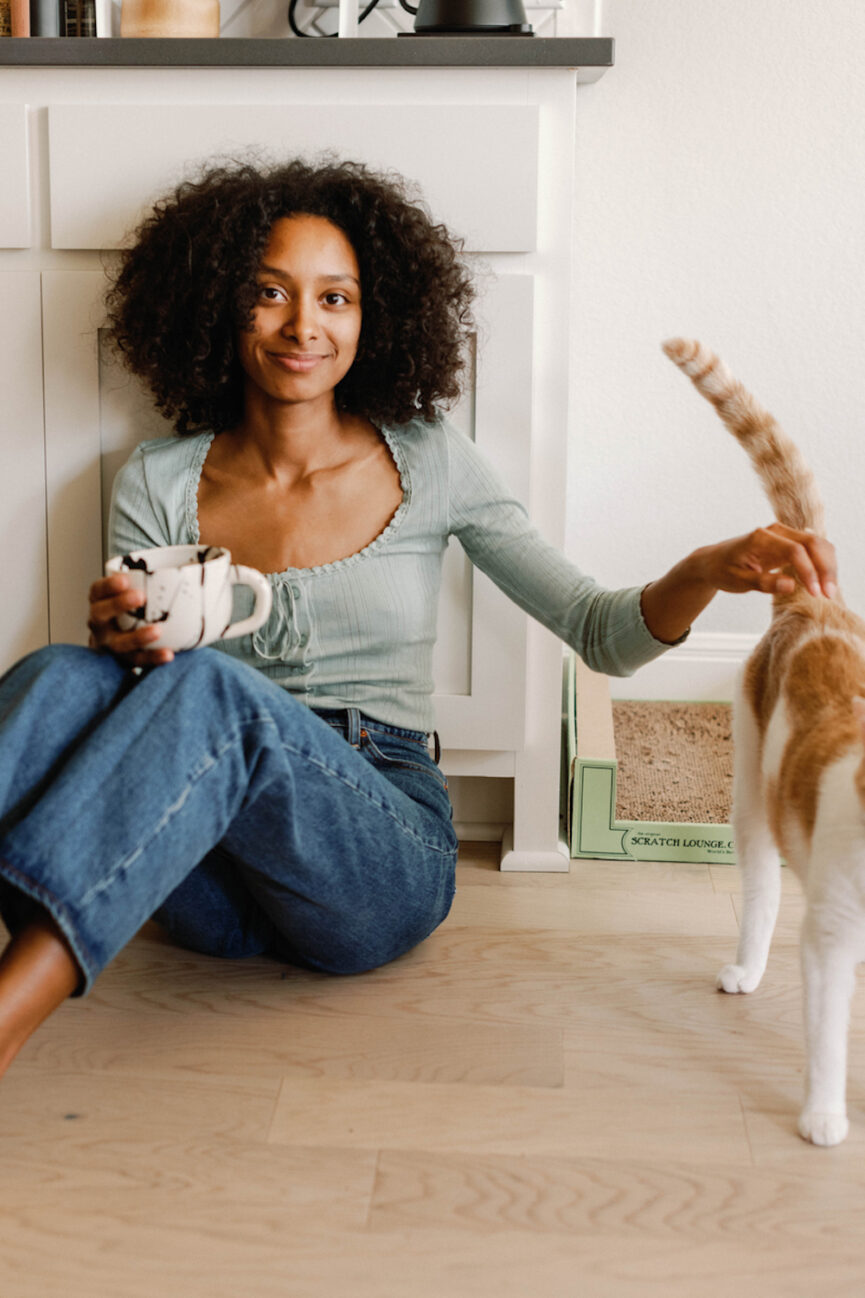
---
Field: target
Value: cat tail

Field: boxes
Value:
[662,338,826,538]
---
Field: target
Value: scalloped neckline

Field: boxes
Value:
[188,427,410,579]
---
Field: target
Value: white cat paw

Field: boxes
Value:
[717,963,761,993]
[798,1110,849,1146]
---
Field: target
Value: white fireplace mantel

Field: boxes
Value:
[0,41,611,869]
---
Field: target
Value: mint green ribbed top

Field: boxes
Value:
[108,417,675,732]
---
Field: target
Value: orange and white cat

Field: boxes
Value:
[664,337,865,1146]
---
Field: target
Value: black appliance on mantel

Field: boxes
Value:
[399,0,533,35]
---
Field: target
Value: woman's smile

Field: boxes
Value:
[268,351,330,373]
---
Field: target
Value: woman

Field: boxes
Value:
[0,158,836,1078]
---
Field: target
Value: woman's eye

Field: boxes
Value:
[324,292,349,306]
[258,285,285,302]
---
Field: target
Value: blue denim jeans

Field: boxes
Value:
[0,645,458,994]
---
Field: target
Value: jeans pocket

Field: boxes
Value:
[360,729,448,792]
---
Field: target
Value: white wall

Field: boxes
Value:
[567,0,865,696]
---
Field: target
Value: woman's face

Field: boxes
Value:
[237,213,362,414]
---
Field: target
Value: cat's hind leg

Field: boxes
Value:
[718,679,782,994]
[798,904,857,1146]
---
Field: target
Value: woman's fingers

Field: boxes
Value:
[117,644,176,667]
[714,524,838,599]
[786,529,837,598]
[87,572,175,665]
[759,523,838,598]
[88,587,146,630]
[747,527,820,595]
[90,621,175,665]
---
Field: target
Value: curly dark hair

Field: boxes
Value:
[105,156,477,435]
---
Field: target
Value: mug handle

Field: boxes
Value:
[221,566,273,640]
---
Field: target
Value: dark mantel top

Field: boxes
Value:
[0,35,613,70]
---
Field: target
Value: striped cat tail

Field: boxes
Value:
[662,338,825,537]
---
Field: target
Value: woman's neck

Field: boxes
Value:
[229,391,359,480]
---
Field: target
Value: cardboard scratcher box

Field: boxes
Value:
[563,652,737,865]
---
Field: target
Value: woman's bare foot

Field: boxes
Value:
[0,915,81,1077]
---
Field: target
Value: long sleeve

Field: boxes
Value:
[445,424,681,677]
[107,436,206,559]
[107,445,171,558]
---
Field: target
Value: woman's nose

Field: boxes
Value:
[282,297,318,342]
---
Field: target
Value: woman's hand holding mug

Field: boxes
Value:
[90,544,272,668]
[89,572,176,666]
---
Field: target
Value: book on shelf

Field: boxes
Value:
[28,0,58,32]
[10,0,28,33]
[29,0,55,31]
[62,0,96,33]
[5,0,119,33]
[94,0,113,35]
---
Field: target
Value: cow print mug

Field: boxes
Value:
[104,544,273,652]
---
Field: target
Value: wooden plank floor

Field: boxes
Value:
[1,844,863,1298]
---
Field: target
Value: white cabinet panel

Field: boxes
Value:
[19,64,578,866]
[0,274,47,670]
[0,106,31,249]
[42,272,106,647]
[433,273,533,751]
[98,333,174,556]
[47,104,538,253]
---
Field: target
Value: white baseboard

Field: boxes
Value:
[608,632,759,703]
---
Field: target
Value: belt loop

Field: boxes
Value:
[346,707,362,748]
[432,730,441,764]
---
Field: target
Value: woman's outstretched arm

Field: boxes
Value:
[640,522,838,645]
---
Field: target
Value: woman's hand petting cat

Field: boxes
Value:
[693,522,837,599]
[640,522,838,645]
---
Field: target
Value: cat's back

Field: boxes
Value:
[746,597,865,726]
[746,598,865,868]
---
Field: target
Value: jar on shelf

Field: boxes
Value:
[120,0,219,36]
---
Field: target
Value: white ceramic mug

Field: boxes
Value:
[105,544,272,652]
